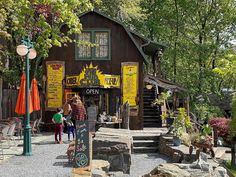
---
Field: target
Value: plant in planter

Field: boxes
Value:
[152,91,174,126]
[172,108,192,146]
[188,127,215,158]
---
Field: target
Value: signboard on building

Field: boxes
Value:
[65,63,120,88]
[46,61,64,109]
[122,62,139,106]
[75,120,90,168]
[104,75,120,88]
[66,76,80,87]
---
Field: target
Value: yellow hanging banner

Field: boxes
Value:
[122,62,138,106]
[46,61,64,109]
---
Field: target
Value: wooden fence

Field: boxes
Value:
[1,88,43,120]
[121,101,130,129]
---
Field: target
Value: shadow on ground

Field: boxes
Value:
[53,161,73,168]
[56,155,67,159]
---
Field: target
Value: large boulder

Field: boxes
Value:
[93,128,132,174]
[143,163,191,177]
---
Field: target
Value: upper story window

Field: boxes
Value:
[76,29,110,60]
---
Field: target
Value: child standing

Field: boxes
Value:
[65,114,75,142]
[52,108,63,144]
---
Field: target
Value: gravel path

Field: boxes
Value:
[0,134,72,177]
[0,134,170,177]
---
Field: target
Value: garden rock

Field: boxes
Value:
[92,160,110,173]
[93,134,131,174]
[189,152,213,172]
[146,163,191,177]
[212,166,228,177]
[92,169,107,177]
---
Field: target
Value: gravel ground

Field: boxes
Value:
[0,134,170,177]
[0,134,72,177]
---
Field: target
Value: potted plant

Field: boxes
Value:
[172,108,192,146]
[152,91,174,127]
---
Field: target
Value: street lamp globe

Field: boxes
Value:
[28,48,37,59]
[16,44,28,56]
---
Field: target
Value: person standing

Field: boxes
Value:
[52,108,63,144]
[65,115,75,142]
[63,100,72,133]
[70,95,87,127]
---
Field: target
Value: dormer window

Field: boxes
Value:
[76,29,110,60]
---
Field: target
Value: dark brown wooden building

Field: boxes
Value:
[44,10,166,130]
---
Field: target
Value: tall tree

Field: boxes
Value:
[0,0,94,85]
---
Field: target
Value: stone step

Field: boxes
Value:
[133,135,160,141]
[133,146,158,153]
[133,140,158,147]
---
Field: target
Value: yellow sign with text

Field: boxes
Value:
[65,63,120,88]
[47,62,64,109]
[66,76,80,87]
[104,75,120,88]
[122,63,138,106]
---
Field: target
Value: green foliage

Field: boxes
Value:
[173,107,192,138]
[0,0,95,84]
[94,0,144,24]
[123,0,236,100]
[192,103,224,122]
[213,54,236,89]
[202,124,213,136]
[153,91,171,105]
[226,161,236,175]
[152,91,172,120]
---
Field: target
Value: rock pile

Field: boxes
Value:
[143,152,229,177]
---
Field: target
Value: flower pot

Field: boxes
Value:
[173,136,182,146]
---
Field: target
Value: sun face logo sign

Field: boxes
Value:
[79,63,104,87]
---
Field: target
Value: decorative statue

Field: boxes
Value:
[152,48,163,77]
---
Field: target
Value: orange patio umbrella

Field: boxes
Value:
[15,73,33,115]
[31,78,40,111]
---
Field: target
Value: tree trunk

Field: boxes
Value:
[231,140,236,166]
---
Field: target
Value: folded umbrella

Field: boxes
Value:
[31,78,40,111]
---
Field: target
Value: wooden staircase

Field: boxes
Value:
[143,87,162,127]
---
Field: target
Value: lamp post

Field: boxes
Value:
[16,37,37,156]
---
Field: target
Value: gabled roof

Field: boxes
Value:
[79,10,166,64]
